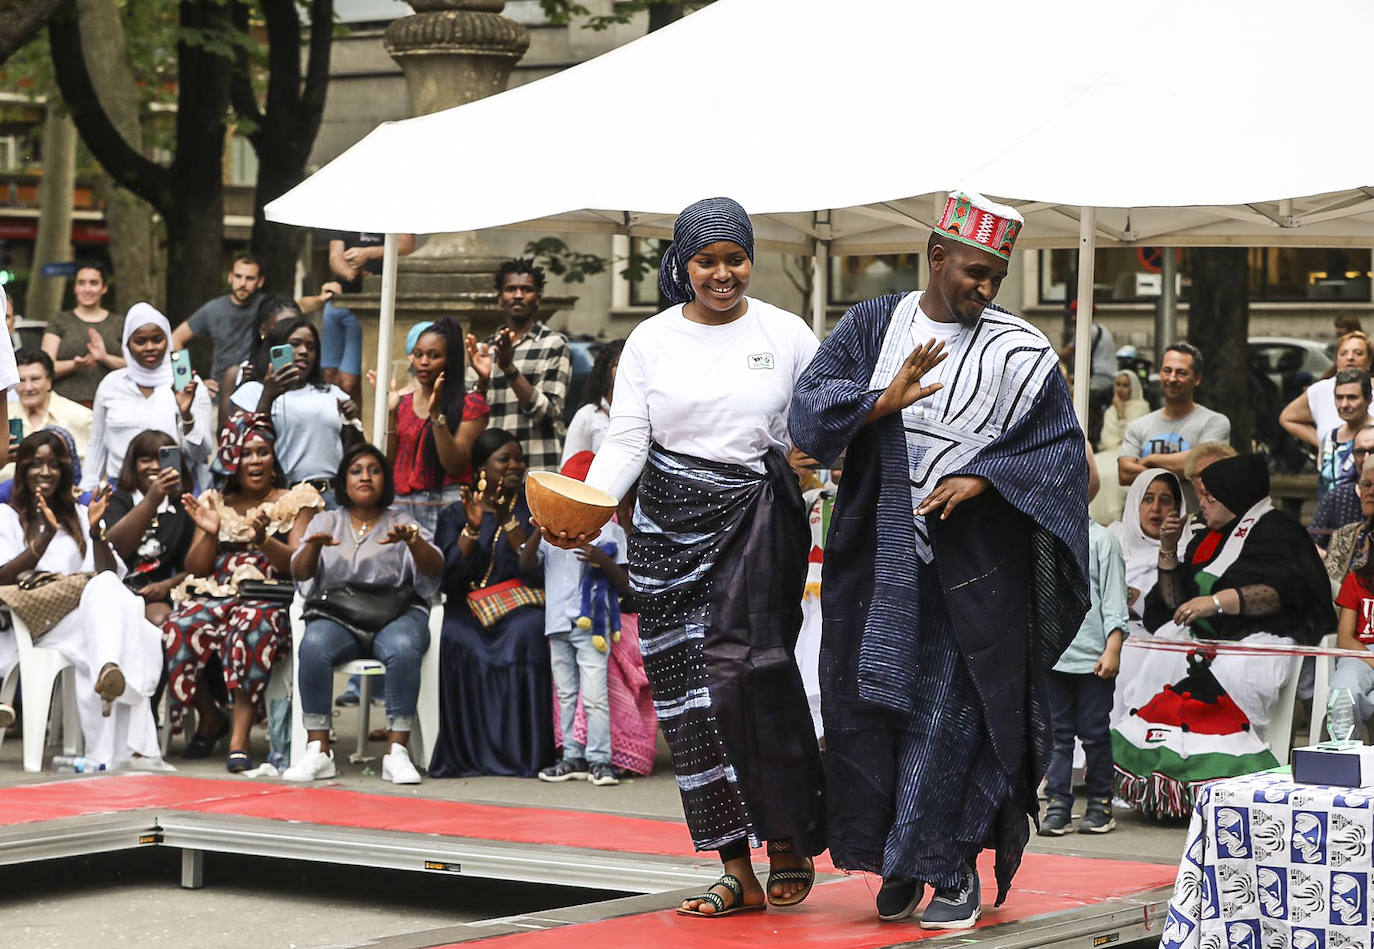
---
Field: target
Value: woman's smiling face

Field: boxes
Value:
[127,324,168,370]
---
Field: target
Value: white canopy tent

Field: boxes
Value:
[265,0,1374,443]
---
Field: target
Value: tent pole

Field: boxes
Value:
[1156,247,1177,370]
[811,240,829,338]
[1073,209,1096,428]
[371,233,400,447]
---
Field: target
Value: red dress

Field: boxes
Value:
[394,391,489,495]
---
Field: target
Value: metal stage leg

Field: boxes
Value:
[351,674,374,764]
[181,849,204,889]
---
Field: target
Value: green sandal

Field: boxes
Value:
[676,873,767,918]
[766,841,816,907]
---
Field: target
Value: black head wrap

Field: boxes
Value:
[1198,453,1269,517]
[656,196,755,305]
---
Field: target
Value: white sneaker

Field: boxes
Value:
[382,743,422,785]
[282,740,336,782]
[0,703,14,730]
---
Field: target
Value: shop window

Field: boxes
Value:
[829,254,921,306]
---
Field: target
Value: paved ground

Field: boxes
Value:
[0,676,1194,948]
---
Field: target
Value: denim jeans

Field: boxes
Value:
[1329,648,1374,740]
[299,610,429,732]
[549,626,610,764]
[1045,670,1116,805]
[321,300,362,376]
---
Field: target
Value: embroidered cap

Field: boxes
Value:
[934,190,1024,261]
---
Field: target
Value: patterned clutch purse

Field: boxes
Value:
[467,579,545,629]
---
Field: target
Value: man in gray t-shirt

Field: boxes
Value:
[1119,342,1231,492]
[171,254,265,378]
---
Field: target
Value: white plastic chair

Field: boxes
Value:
[0,610,83,772]
[1307,633,1338,746]
[290,595,442,769]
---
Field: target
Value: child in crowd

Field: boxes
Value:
[1041,443,1128,835]
[526,451,631,787]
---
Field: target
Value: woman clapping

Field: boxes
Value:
[0,431,167,770]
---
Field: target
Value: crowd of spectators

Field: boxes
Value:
[0,257,657,787]
[1,253,1371,817]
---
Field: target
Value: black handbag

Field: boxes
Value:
[302,582,419,646]
[237,578,296,605]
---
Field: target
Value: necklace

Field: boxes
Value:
[349,512,380,543]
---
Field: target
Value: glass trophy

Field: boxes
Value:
[1319,688,1363,750]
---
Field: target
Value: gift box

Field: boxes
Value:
[1292,744,1374,787]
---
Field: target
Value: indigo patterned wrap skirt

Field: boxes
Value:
[631,444,826,855]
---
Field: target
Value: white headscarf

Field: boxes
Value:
[122,302,172,388]
[1107,467,1189,608]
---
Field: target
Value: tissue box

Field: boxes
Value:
[1292,744,1374,787]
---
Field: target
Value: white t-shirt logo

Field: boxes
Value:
[747,353,775,370]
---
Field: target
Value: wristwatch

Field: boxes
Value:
[501,364,519,378]
[432,413,447,429]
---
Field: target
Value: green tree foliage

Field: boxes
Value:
[538,1,710,32]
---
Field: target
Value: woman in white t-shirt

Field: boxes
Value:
[1280,330,1373,448]
[560,339,623,464]
[553,198,825,918]
[230,316,361,500]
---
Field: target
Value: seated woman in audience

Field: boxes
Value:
[1107,469,1186,726]
[389,318,489,535]
[162,412,322,771]
[0,431,167,770]
[104,430,195,627]
[1114,455,1332,816]
[1325,454,1374,592]
[83,303,214,492]
[560,339,623,462]
[1331,495,1374,740]
[428,428,552,778]
[228,317,360,500]
[1090,370,1149,524]
[283,443,443,784]
[1315,368,1372,504]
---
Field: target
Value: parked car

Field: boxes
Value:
[1248,337,1333,473]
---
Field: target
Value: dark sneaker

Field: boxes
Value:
[538,757,589,782]
[334,690,359,708]
[876,878,925,921]
[1078,799,1117,834]
[588,762,620,786]
[920,865,981,930]
[1039,801,1072,836]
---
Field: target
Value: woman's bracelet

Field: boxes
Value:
[502,517,521,534]
[461,524,481,540]
[1211,593,1224,615]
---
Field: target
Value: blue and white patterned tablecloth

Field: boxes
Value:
[1162,772,1373,949]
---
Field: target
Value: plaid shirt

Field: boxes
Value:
[476,321,571,473]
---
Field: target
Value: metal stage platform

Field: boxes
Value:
[0,774,1177,949]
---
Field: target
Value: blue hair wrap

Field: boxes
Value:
[656,196,755,305]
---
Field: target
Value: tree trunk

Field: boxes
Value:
[163,182,225,329]
[647,1,685,31]
[25,109,76,322]
[78,0,156,308]
[250,160,305,295]
[0,0,70,65]
[1188,247,1252,453]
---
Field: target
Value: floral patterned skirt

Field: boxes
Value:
[161,549,290,736]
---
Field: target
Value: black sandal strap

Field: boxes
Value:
[768,869,813,885]
[716,873,744,901]
[766,839,795,855]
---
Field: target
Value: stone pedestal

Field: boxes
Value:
[354,1,574,426]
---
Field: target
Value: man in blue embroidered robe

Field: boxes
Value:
[790,191,1089,928]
